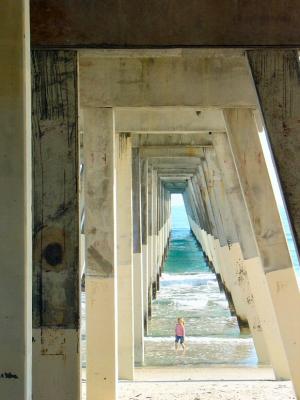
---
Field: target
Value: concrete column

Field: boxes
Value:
[132,148,144,365]
[32,51,80,400]
[151,169,158,298]
[202,149,250,329]
[158,182,163,275]
[163,188,169,259]
[141,159,149,332]
[83,108,117,400]
[116,133,134,380]
[0,2,31,398]
[147,165,153,318]
[212,132,271,363]
[224,108,300,391]
[194,166,223,274]
[194,167,237,316]
[247,50,300,254]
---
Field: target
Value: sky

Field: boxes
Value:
[171,193,184,207]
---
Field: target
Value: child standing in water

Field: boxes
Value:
[175,317,185,352]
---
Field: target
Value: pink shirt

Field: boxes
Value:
[175,323,185,336]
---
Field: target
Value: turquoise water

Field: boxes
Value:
[145,203,300,367]
[145,206,257,367]
[279,207,300,283]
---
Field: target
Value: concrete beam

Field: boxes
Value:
[115,108,225,133]
[79,53,257,108]
[31,3,300,48]
[148,157,201,169]
[133,133,213,147]
[140,145,208,158]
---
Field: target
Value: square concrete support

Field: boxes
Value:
[141,159,149,332]
[224,108,300,392]
[83,108,117,400]
[147,166,153,318]
[132,148,144,365]
[32,50,80,400]
[116,133,134,380]
[0,1,31,398]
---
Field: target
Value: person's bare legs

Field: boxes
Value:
[181,342,185,354]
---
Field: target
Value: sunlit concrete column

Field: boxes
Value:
[247,50,300,254]
[224,108,300,390]
[132,148,144,365]
[116,133,134,380]
[187,178,213,263]
[147,165,153,318]
[163,188,170,259]
[159,183,164,273]
[156,179,162,281]
[213,130,291,374]
[0,2,31,398]
[151,169,158,298]
[141,159,149,332]
[83,107,117,400]
[195,164,238,315]
[212,132,271,363]
[195,166,223,275]
[203,149,249,329]
[161,186,165,264]
[204,146,271,360]
[32,51,80,400]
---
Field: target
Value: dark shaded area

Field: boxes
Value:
[31,0,300,48]
[43,242,63,266]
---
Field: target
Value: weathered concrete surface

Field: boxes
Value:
[31,1,300,47]
[132,148,144,365]
[246,257,290,379]
[224,108,300,394]
[147,165,153,317]
[0,1,31,398]
[79,52,257,108]
[212,132,258,260]
[141,146,208,159]
[247,49,300,262]
[141,159,149,332]
[115,108,225,133]
[133,133,213,147]
[117,133,134,380]
[151,169,158,294]
[83,107,117,400]
[31,50,80,399]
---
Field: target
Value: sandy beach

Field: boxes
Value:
[82,367,297,399]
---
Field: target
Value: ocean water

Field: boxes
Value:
[80,204,300,369]
[279,207,300,283]
[145,206,257,367]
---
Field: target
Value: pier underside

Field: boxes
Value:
[2,2,300,400]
